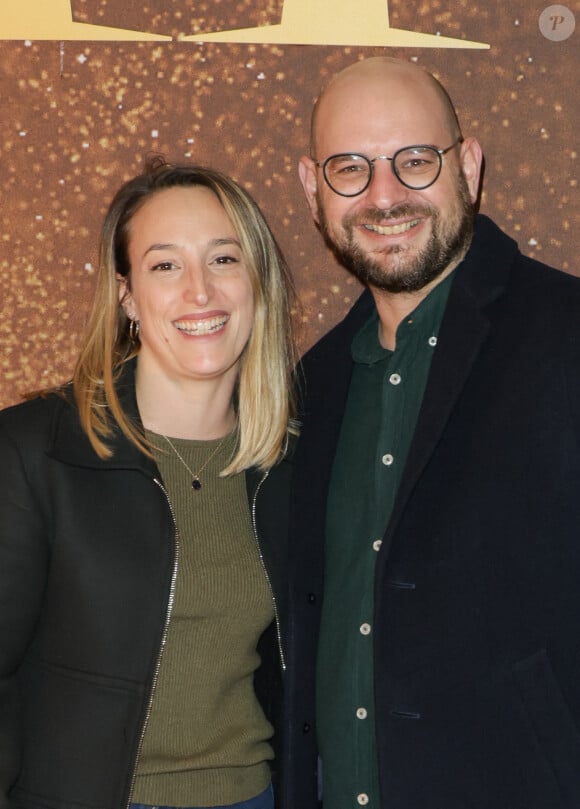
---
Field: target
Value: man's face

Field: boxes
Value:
[316,164,475,294]
[299,65,482,295]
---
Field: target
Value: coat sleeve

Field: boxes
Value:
[0,420,49,807]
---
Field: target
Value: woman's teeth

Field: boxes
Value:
[174,315,228,335]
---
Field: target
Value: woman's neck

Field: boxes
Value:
[134,363,237,440]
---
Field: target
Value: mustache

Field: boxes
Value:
[344,203,437,228]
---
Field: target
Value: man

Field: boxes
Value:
[286,56,580,809]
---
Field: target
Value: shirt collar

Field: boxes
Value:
[351,270,455,366]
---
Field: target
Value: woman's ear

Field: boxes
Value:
[117,275,137,321]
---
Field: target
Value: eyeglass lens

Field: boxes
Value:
[324,146,442,195]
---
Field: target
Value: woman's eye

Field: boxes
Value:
[152,261,176,272]
[213,255,238,265]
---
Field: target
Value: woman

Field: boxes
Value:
[0,160,297,809]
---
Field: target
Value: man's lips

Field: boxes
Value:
[173,315,229,335]
[361,218,422,236]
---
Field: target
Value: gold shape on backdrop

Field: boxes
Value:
[0,0,171,40]
[182,0,490,48]
[0,0,488,47]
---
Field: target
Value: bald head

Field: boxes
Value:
[309,57,461,157]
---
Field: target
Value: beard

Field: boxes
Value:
[317,171,475,294]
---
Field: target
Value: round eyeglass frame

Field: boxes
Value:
[314,137,464,197]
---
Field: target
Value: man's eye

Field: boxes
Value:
[334,162,366,175]
[400,154,437,171]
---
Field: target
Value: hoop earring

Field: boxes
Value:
[129,319,140,344]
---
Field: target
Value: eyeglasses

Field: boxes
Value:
[314,137,464,197]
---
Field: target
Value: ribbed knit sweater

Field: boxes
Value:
[132,431,274,806]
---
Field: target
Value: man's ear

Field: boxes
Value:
[459,137,483,204]
[117,275,137,321]
[298,155,321,225]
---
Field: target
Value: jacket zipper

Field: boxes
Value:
[251,469,286,672]
[125,471,282,806]
[125,478,180,809]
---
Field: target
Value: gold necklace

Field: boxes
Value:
[161,433,229,491]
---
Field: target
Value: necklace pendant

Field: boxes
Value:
[191,477,202,491]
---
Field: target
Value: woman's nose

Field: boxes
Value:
[184,266,211,306]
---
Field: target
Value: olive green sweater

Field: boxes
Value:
[132,432,274,806]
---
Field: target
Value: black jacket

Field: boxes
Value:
[287,215,580,808]
[0,362,291,809]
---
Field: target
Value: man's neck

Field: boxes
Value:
[370,263,457,350]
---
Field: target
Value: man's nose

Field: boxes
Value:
[364,158,409,208]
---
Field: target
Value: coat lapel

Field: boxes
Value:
[387,284,491,544]
[384,215,517,549]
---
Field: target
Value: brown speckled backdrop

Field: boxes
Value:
[1,0,578,405]
[71,0,284,37]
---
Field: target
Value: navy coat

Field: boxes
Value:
[286,215,580,809]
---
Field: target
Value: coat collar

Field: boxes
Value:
[293,214,521,558]
[49,358,298,485]
[47,359,156,475]
[453,213,518,306]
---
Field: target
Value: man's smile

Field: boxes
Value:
[361,218,422,236]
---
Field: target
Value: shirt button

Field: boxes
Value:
[360,622,371,635]
[389,372,401,385]
[382,453,394,466]
[357,794,369,805]
[373,539,382,552]
[356,707,368,720]
[428,335,437,347]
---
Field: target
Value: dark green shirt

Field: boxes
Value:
[317,274,453,808]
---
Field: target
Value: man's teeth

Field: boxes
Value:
[364,219,420,235]
[174,316,228,335]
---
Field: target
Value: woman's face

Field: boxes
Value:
[120,185,255,392]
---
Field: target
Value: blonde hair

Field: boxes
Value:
[73,159,297,473]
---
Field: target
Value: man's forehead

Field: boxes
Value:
[322,70,439,117]
[315,89,446,150]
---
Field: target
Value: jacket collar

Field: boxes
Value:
[300,213,518,402]
[347,214,517,331]
[47,358,156,475]
[49,358,298,485]
[452,213,518,306]
[293,214,520,563]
